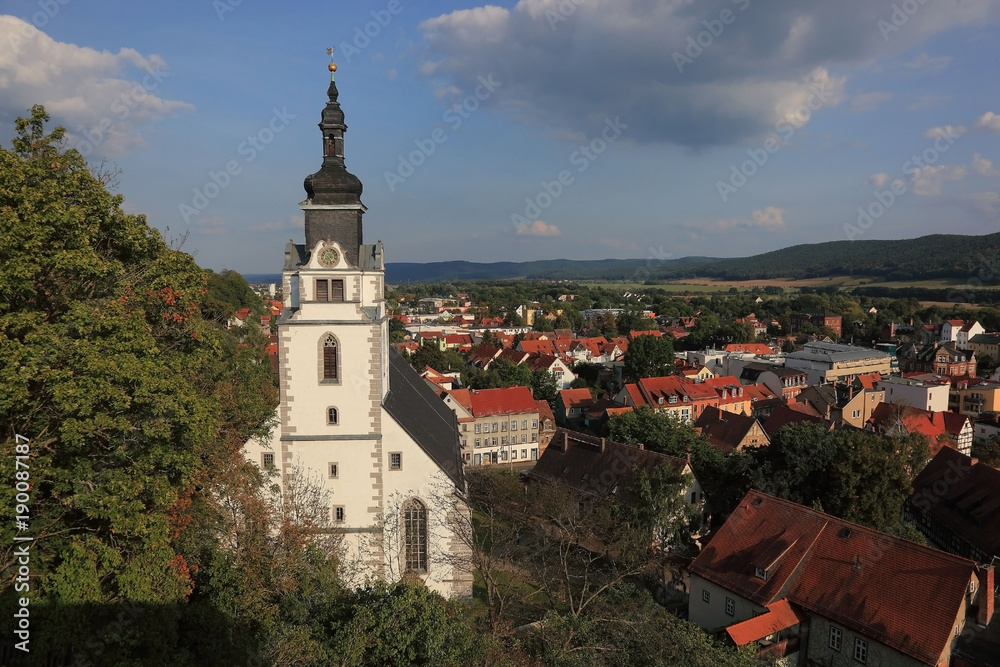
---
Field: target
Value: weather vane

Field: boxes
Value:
[327,47,337,81]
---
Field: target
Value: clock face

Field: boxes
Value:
[320,246,340,267]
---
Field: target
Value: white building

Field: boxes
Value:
[941,319,984,350]
[876,375,950,413]
[244,72,472,598]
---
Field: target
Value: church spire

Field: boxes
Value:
[302,50,365,264]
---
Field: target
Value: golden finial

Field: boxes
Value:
[327,47,337,80]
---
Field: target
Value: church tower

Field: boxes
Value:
[247,57,472,598]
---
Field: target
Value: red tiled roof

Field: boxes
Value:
[468,386,538,417]
[468,345,501,365]
[629,329,662,340]
[868,403,969,455]
[855,372,881,390]
[692,490,978,665]
[623,383,645,407]
[525,353,561,372]
[445,333,473,345]
[444,388,473,413]
[559,388,595,409]
[726,599,806,646]
[497,348,530,365]
[536,399,556,424]
[725,343,775,355]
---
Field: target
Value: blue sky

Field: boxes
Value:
[2,0,999,274]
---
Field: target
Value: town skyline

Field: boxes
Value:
[1,0,999,274]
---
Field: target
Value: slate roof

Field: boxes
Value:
[691,490,978,666]
[910,447,1000,559]
[384,351,463,486]
[786,341,890,364]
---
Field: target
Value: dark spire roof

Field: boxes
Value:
[303,79,363,205]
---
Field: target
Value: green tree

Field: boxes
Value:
[530,369,559,402]
[388,317,408,344]
[0,107,278,655]
[622,334,675,382]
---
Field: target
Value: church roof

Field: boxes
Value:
[383,351,464,486]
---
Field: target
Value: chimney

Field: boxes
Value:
[978,566,995,627]
[562,431,569,451]
[600,437,606,453]
[638,442,644,450]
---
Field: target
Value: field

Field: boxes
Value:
[580,275,1000,297]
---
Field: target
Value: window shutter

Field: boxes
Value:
[331,279,344,302]
[316,279,329,301]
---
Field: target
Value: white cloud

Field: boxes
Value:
[417,0,999,147]
[683,206,786,233]
[515,220,561,237]
[911,165,967,196]
[851,91,892,113]
[972,153,1000,177]
[974,111,1000,133]
[923,125,967,139]
[0,15,193,158]
[908,94,949,110]
[869,173,890,188]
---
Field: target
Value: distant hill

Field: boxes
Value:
[384,257,722,283]
[242,232,1000,284]
[657,232,1000,282]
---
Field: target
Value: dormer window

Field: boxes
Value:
[754,566,767,580]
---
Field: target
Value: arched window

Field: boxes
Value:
[327,407,338,424]
[403,498,428,573]
[322,334,338,381]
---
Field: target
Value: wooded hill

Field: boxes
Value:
[380,233,1000,283]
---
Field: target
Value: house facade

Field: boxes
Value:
[898,341,977,377]
[784,341,892,385]
[443,387,542,466]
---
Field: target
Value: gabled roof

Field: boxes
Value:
[692,490,978,666]
[855,372,881,390]
[497,348,530,365]
[629,329,662,340]
[468,386,538,417]
[443,388,473,413]
[525,353,562,372]
[910,447,1000,559]
[761,404,828,437]
[536,399,556,424]
[468,344,501,366]
[383,351,463,486]
[868,403,969,454]
[530,429,692,507]
[558,388,595,410]
[694,406,763,454]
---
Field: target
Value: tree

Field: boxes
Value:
[0,106,278,657]
[388,317,408,344]
[622,334,674,382]
[530,369,559,402]
[973,437,1000,468]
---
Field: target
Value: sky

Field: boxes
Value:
[2,0,999,275]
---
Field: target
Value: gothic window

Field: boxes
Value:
[322,334,339,381]
[403,498,428,573]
